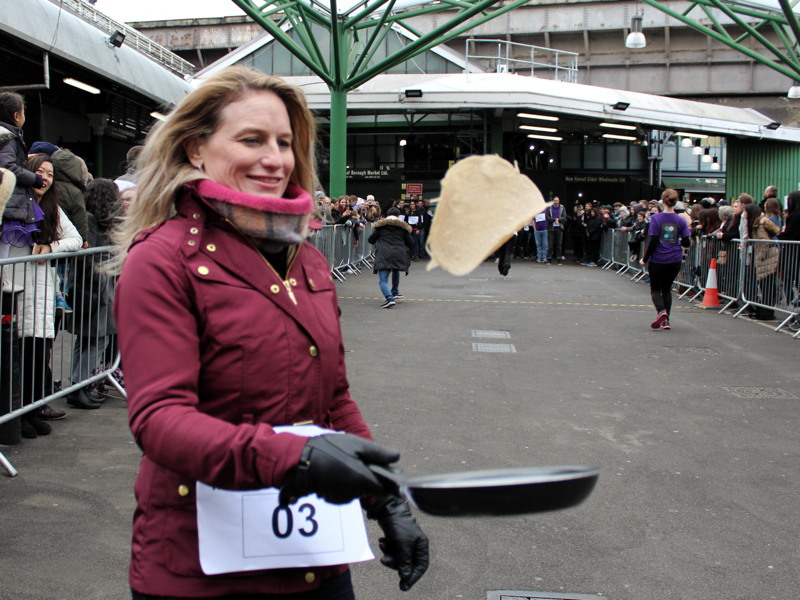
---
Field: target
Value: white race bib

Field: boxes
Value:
[196,425,374,575]
[407,216,420,226]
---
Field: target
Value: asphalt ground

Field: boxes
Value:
[1,256,798,600]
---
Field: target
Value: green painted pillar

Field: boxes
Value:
[329,87,348,197]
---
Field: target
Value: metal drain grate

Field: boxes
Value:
[472,329,511,339]
[722,386,798,399]
[487,592,605,600]
[472,343,516,353]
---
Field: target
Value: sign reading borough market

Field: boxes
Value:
[346,167,394,180]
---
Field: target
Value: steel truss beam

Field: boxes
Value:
[233,0,528,194]
[641,0,800,81]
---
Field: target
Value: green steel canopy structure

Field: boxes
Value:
[232,0,533,194]
[640,0,800,82]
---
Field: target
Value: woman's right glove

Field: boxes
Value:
[279,433,399,506]
[367,495,430,591]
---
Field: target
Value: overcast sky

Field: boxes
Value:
[94,0,246,23]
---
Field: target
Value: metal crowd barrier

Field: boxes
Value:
[1,247,125,476]
[599,229,800,338]
[308,222,375,281]
[2,225,380,476]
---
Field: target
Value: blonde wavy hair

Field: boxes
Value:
[109,66,317,272]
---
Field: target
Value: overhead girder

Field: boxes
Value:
[232,0,530,194]
[640,0,800,82]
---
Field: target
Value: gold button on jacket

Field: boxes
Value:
[304,572,316,584]
[178,484,190,497]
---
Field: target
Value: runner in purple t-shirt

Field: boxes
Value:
[640,189,691,330]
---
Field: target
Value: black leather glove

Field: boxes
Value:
[368,495,429,591]
[279,433,399,506]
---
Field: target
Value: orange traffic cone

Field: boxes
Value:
[701,258,721,308]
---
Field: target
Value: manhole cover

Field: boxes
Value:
[472,329,511,339]
[665,346,720,355]
[487,592,605,600]
[472,343,516,353]
[722,386,798,399]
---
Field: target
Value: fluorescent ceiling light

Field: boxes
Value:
[150,111,168,121]
[518,113,559,122]
[527,134,563,141]
[602,133,637,141]
[64,78,100,95]
[600,122,636,131]
[520,125,558,133]
[675,131,708,138]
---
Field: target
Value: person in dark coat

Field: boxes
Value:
[51,149,88,244]
[368,206,412,308]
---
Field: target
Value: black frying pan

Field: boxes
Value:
[369,465,600,517]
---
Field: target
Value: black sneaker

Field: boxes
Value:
[393,294,405,300]
[380,299,396,308]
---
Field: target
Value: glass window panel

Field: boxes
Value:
[377,144,396,165]
[561,143,582,169]
[629,146,646,170]
[355,145,376,168]
[584,145,604,169]
[606,144,628,169]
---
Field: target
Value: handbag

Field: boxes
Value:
[716,249,728,265]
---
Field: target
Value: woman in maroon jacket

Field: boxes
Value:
[111,67,428,600]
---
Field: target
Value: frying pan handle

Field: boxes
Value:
[368,464,405,494]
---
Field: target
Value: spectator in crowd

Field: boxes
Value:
[330,195,352,224]
[641,188,691,330]
[570,203,584,262]
[395,198,408,221]
[65,179,118,410]
[623,209,647,262]
[368,206,412,307]
[532,208,548,263]
[111,67,427,598]
[407,200,425,260]
[51,148,89,247]
[363,194,382,222]
[778,190,800,306]
[0,91,46,275]
[713,203,736,299]
[420,198,434,259]
[582,204,602,267]
[118,184,137,215]
[15,153,82,432]
[515,219,532,260]
[762,198,783,236]
[761,184,778,209]
[28,141,59,157]
[114,145,143,190]
[698,206,721,235]
[545,195,568,264]
[348,207,365,247]
[741,203,780,319]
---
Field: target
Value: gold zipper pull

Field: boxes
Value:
[283,280,298,305]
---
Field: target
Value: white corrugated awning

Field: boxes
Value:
[281,72,800,142]
[1,0,191,106]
